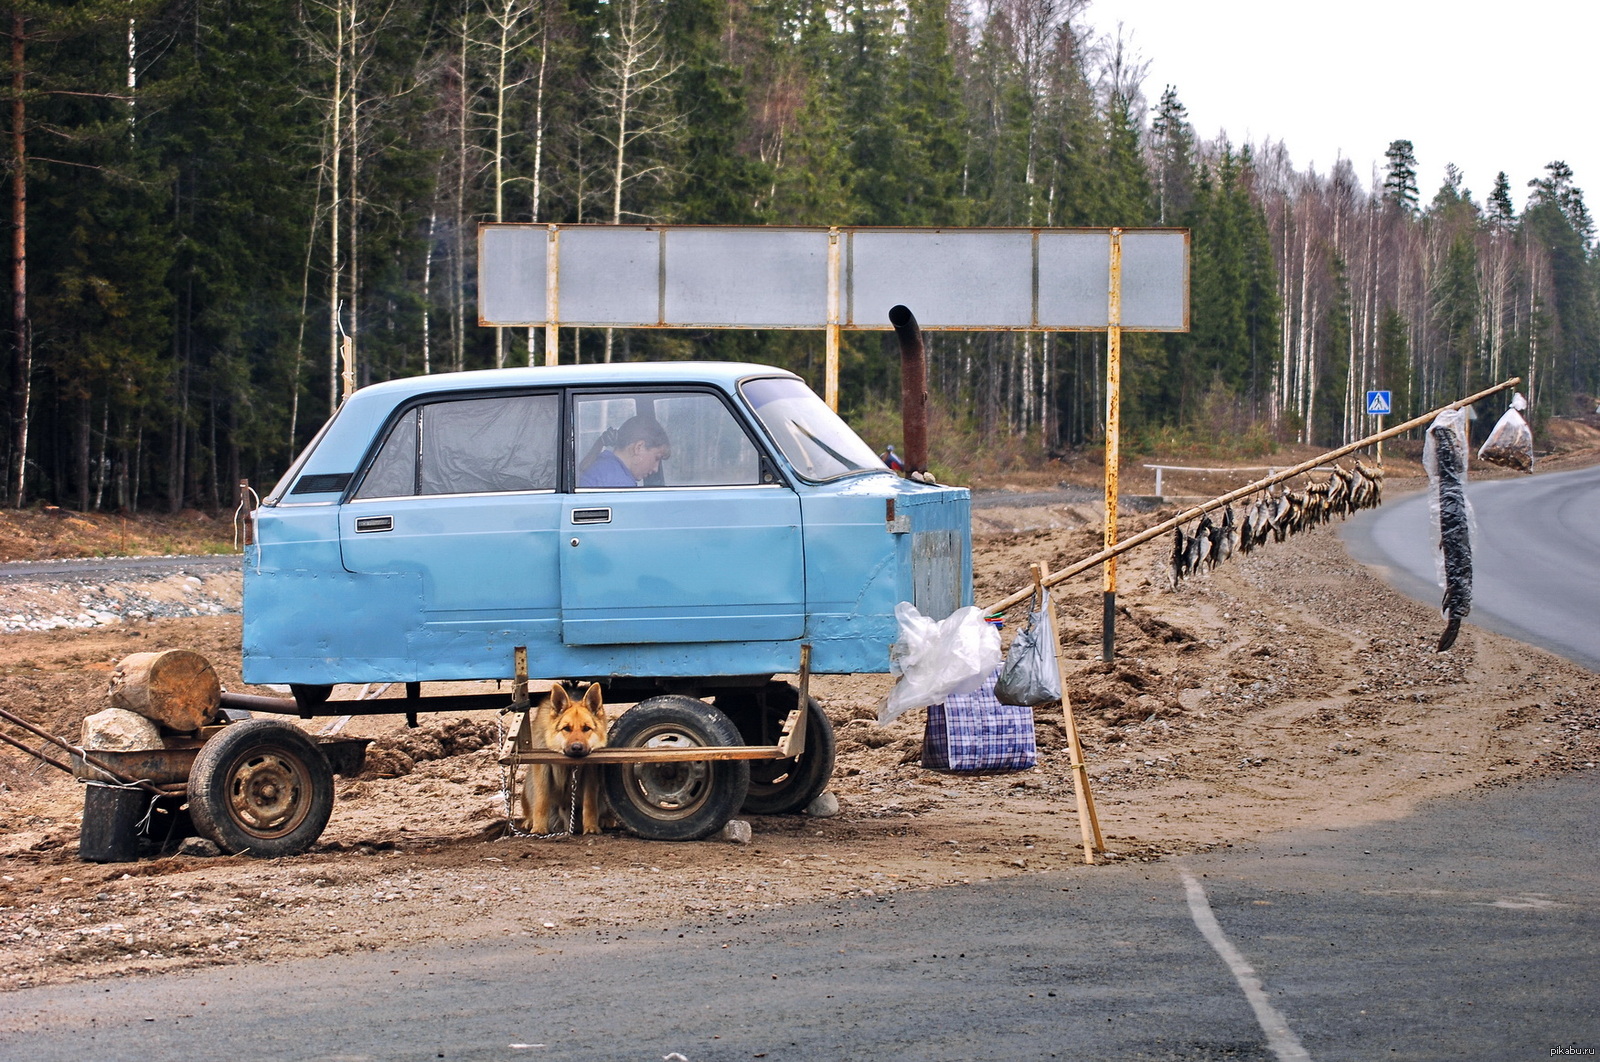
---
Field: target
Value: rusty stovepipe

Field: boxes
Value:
[889,304,928,476]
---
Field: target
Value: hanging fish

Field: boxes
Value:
[1238,508,1255,555]
[1196,515,1216,572]
[1355,459,1384,508]
[1426,410,1472,651]
[1220,505,1238,563]
[1170,527,1188,588]
[1253,497,1274,547]
[1181,524,1203,576]
[1329,465,1353,517]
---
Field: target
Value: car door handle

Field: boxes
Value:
[355,515,394,533]
[570,508,611,525]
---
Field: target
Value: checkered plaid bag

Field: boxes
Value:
[922,667,1037,771]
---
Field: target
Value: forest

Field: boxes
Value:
[1,0,1595,511]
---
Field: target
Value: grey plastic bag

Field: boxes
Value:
[993,590,1063,707]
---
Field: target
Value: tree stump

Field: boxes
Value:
[107,650,221,732]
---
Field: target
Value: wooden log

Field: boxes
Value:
[107,650,221,732]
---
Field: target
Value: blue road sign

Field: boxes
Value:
[1366,390,1392,415]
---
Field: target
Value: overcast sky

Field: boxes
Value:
[1084,0,1598,214]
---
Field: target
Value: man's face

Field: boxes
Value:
[620,440,669,481]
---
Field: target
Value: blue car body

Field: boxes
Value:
[243,362,971,689]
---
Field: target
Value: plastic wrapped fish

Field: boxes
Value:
[1425,409,1473,651]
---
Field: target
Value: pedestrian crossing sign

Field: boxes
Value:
[1366,390,1392,415]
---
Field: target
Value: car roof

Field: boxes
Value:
[348,361,801,403]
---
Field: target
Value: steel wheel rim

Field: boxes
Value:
[623,724,712,818]
[226,751,312,838]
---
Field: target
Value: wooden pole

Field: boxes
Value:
[1036,562,1104,864]
[984,376,1521,618]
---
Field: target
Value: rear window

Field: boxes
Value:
[354,393,560,498]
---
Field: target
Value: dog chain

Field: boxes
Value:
[497,708,583,839]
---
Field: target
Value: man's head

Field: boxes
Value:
[614,414,670,481]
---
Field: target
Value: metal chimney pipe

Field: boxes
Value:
[889,304,928,476]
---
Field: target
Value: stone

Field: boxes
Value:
[80,708,163,752]
[719,819,752,844]
[176,837,222,858]
[805,791,840,818]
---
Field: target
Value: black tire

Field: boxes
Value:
[289,684,333,713]
[602,696,750,841]
[716,683,836,815]
[187,719,334,858]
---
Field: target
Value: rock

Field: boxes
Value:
[1177,688,1211,711]
[719,819,752,844]
[805,791,840,818]
[176,837,222,857]
[80,708,163,751]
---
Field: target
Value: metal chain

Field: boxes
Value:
[496,708,585,840]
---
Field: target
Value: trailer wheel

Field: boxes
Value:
[716,683,836,815]
[603,696,749,841]
[187,719,334,858]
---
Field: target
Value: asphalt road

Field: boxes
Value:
[0,554,240,584]
[5,771,1597,1062]
[1340,463,1600,671]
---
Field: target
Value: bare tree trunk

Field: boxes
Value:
[328,0,345,412]
[10,16,30,507]
[422,207,436,374]
[453,12,468,373]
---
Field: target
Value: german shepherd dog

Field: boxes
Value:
[520,682,609,835]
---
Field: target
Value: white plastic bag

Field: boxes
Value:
[993,591,1063,706]
[878,603,1001,724]
[1477,392,1533,473]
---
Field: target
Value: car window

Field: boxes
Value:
[354,393,559,498]
[574,391,761,489]
[740,376,883,481]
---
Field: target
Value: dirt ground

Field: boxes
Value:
[2,438,1599,992]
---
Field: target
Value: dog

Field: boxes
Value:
[519,682,608,836]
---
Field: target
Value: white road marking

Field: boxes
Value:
[1179,866,1312,1062]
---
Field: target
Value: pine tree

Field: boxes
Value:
[1382,139,1419,212]
[1488,170,1515,228]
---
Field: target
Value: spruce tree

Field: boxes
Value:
[1150,85,1194,224]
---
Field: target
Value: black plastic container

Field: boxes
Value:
[79,782,146,863]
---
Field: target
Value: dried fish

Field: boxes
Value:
[1425,411,1472,651]
[1193,515,1214,571]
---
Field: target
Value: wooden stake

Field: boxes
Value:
[1031,562,1104,864]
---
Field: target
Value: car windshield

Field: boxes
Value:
[740,376,886,482]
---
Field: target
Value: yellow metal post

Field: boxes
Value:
[825,227,841,411]
[544,224,560,367]
[1102,229,1123,663]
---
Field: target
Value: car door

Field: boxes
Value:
[559,389,805,646]
[338,391,565,668]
